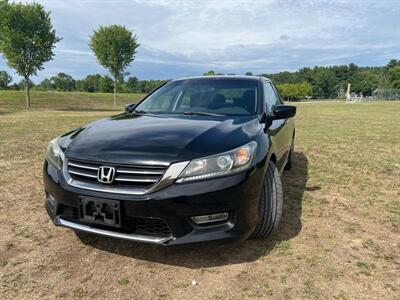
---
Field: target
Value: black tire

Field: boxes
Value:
[252,161,283,238]
[284,138,294,170]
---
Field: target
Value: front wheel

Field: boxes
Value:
[251,161,283,238]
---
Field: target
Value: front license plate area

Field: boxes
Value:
[79,197,121,227]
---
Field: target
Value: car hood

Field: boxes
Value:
[63,113,262,165]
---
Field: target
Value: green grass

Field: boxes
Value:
[0,90,145,113]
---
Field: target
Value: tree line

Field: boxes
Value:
[260,61,400,100]
[2,58,400,101]
[204,60,400,100]
[0,71,166,94]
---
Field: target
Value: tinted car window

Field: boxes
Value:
[264,81,279,113]
[136,78,259,116]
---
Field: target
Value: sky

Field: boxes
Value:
[1,0,400,83]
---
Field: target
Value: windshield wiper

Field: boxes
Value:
[182,111,224,117]
[133,109,148,114]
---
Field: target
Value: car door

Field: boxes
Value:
[264,81,291,171]
[272,83,294,168]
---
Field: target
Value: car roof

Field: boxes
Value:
[171,75,272,82]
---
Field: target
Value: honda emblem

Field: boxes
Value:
[97,166,116,184]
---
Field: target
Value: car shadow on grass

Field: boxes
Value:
[76,152,309,268]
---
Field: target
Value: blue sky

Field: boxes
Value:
[1,0,399,83]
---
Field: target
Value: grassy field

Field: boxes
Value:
[0,90,145,113]
[0,93,399,299]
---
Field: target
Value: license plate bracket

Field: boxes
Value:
[79,197,121,227]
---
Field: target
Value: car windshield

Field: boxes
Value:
[135,78,259,116]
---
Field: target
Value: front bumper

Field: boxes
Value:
[43,160,264,246]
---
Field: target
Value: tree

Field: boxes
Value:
[276,82,312,101]
[388,66,400,88]
[80,74,103,93]
[0,1,61,109]
[37,78,53,91]
[90,25,139,107]
[245,71,253,76]
[203,70,223,76]
[99,76,114,93]
[387,59,400,69]
[126,76,139,93]
[50,72,75,91]
[0,70,12,89]
[351,71,379,96]
[0,0,8,27]
[311,67,339,98]
[8,83,20,90]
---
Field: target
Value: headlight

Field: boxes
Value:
[46,138,64,170]
[177,141,257,182]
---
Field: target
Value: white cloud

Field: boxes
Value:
[1,0,400,81]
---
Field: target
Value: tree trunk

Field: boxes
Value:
[113,79,117,108]
[24,77,31,110]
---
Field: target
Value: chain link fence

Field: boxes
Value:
[371,89,400,100]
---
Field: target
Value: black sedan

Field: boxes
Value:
[43,76,296,246]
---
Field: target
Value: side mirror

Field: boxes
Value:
[272,105,296,120]
[124,103,136,113]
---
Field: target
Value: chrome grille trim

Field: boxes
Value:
[63,159,190,195]
[114,177,158,183]
[116,169,164,175]
[68,170,98,179]
[54,217,173,244]
[68,161,98,171]
[67,159,166,186]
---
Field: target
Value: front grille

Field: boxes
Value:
[123,216,172,237]
[56,203,172,237]
[57,204,79,219]
[67,159,167,188]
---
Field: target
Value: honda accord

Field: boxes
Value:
[43,76,296,246]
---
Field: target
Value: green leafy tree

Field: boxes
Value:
[351,70,379,96]
[8,83,20,90]
[74,74,115,93]
[99,76,114,93]
[0,1,61,109]
[118,83,129,94]
[50,72,75,91]
[75,79,84,92]
[0,0,8,27]
[388,66,400,88]
[90,25,139,107]
[203,70,223,76]
[126,76,139,93]
[276,82,312,101]
[80,74,103,93]
[139,79,167,93]
[0,70,12,89]
[262,62,391,99]
[203,70,216,76]
[311,68,339,98]
[267,71,299,84]
[37,78,53,91]
[387,59,400,69]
